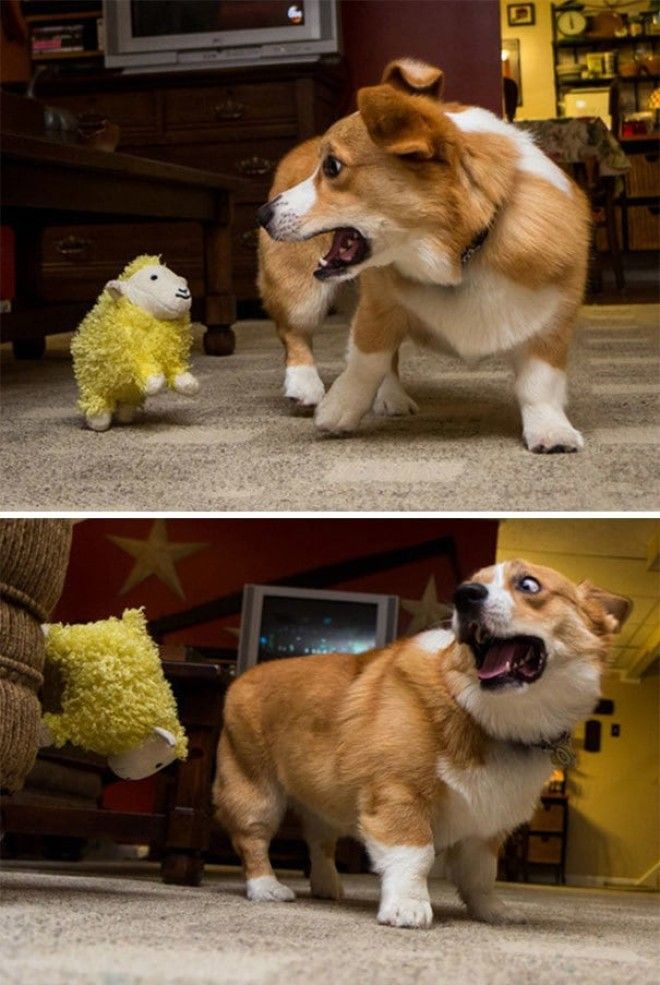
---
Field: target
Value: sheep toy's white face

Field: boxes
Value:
[105,264,192,320]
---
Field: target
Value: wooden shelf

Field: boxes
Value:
[25,10,102,23]
[555,35,660,49]
[32,50,103,62]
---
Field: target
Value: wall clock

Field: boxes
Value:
[556,8,588,38]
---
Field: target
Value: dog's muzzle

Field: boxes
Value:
[454,582,547,690]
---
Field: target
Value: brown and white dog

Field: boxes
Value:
[257,59,591,452]
[213,561,630,928]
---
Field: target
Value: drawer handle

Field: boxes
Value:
[55,235,93,257]
[214,98,245,120]
[239,229,259,250]
[236,156,274,177]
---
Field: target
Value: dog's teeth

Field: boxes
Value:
[318,257,328,266]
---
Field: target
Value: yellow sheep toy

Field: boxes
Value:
[40,608,188,780]
[71,255,200,431]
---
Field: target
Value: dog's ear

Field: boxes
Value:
[578,581,633,634]
[381,58,445,100]
[358,85,456,162]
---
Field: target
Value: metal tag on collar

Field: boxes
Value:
[550,739,576,769]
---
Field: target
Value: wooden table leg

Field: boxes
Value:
[160,670,226,886]
[203,201,237,357]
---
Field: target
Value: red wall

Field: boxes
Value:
[54,519,498,646]
[340,0,502,114]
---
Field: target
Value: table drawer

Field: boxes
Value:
[527,835,563,864]
[626,204,660,250]
[530,802,565,833]
[164,82,296,130]
[38,222,204,302]
[626,153,660,198]
[49,91,159,135]
[146,139,294,200]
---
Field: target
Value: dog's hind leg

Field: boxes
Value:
[212,730,295,902]
[513,317,584,454]
[373,349,419,417]
[301,811,344,900]
[446,837,526,924]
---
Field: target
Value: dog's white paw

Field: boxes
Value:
[310,864,345,901]
[522,408,584,454]
[378,896,433,930]
[115,404,137,424]
[86,412,111,432]
[144,373,166,396]
[284,365,326,407]
[373,375,418,417]
[526,424,584,454]
[173,371,200,396]
[246,876,296,902]
[466,894,527,925]
[315,375,371,435]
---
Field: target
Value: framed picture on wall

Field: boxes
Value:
[502,38,522,106]
[507,3,535,27]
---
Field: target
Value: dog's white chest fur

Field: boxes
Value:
[433,744,551,848]
[395,266,562,362]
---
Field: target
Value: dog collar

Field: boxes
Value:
[526,731,576,769]
[461,210,499,265]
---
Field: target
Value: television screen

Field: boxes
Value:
[104,0,338,71]
[258,594,380,661]
[130,1,306,39]
[237,585,399,674]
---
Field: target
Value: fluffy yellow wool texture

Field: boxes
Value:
[43,608,187,759]
[71,255,193,418]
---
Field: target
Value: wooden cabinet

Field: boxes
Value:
[500,794,569,885]
[40,64,346,304]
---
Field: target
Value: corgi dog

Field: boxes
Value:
[257,59,591,453]
[213,561,630,928]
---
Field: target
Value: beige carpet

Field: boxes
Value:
[1,863,658,985]
[1,305,658,511]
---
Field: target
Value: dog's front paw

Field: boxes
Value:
[378,896,433,930]
[466,894,527,925]
[284,365,326,407]
[523,410,584,454]
[373,375,419,417]
[246,876,296,902]
[144,373,166,396]
[173,371,200,396]
[315,375,370,435]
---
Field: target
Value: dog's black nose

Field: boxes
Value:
[256,201,274,229]
[454,582,488,611]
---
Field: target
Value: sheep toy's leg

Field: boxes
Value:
[86,410,112,431]
[144,373,166,396]
[172,371,200,396]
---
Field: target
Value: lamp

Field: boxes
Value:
[648,87,660,129]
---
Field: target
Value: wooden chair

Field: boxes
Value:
[0,661,231,885]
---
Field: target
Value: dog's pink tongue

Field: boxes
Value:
[324,229,360,264]
[477,640,519,680]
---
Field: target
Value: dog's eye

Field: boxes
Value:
[322,155,343,179]
[150,274,158,281]
[517,576,541,594]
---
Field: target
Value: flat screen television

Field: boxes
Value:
[103,0,340,73]
[237,584,399,675]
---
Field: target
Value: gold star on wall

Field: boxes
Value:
[402,575,453,635]
[108,520,209,599]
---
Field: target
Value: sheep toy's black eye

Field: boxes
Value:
[322,155,343,179]
[518,576,541,594]
[150,274,158,281]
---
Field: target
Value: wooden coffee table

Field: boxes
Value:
[1,102,246,359]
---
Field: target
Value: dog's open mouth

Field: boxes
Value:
[466,627,547,689]
[314,227,371,280]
